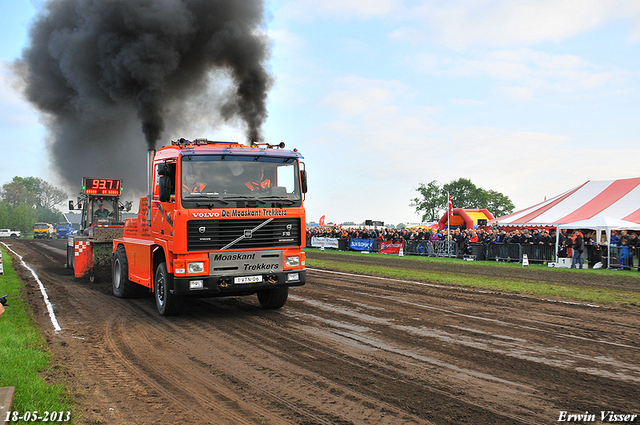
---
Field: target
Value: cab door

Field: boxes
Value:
[152,161,177,241]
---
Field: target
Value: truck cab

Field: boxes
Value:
[34,222,52,239]
[55,222,74,239]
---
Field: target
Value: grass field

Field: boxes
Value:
[0,245,72,423]
[305,249,640,308]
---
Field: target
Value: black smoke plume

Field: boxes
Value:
[16,0,272,194]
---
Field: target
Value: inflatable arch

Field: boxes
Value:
[438,208,495,230]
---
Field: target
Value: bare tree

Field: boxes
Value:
[1,177,67,209]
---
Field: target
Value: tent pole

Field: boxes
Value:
[447,192,450,258]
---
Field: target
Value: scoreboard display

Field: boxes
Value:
[82,178,122,196]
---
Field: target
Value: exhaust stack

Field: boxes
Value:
[147,149,156,224]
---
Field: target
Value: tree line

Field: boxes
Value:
[0,177,67,233]
[411,178,515,222]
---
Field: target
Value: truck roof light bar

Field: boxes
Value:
[170,138,291,150]
[171,138,244,147]
[250,141,286,149]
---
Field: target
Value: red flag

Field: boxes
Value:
[319,215,325,227]
[448,195,453,217]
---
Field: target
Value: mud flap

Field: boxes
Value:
[73,240,113,280]
[74,240,93,278]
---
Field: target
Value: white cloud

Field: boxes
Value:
[388,26,429,43]
[0,62,39,127]
[0,62,49,185]
[268,28,306,54]
[310,76,639,217]
[497,86,535,100]
[319,77,408,116]
[487,49,586,70]
[413,47,624,100]
[449,98,486,106]
[280,0,403,21]
[414,0,619,48]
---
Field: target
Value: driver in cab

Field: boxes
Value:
[244,166,271,192]
[182,165,206,196]
[95,203,111,219]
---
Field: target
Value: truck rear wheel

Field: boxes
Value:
[155,262,181,316]
[257,287,289,309]
[113,246,146,298]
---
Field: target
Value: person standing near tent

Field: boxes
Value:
[570,230,585,269]
[619,238,631,270]
[627,232,638,269]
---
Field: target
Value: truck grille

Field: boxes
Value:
[187,218,301,251]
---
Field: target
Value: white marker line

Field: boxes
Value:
[2,242,62,332]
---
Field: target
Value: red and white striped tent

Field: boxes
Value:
[490,177,640,229]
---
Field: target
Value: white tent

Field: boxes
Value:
[491,177,640,228]
[554,216,640,268]
[557,216,640,243]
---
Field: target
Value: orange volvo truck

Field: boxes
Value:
[112,138,308,316]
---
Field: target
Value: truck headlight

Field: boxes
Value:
[285,256,300,267]
[188,262,205,273]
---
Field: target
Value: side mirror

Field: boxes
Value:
[159,176,173,202]
[68,200,74,210]
[158,161,176,202]
[300,170,308,194]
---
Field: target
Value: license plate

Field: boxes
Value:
[234,275,263,284]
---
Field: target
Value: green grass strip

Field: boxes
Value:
[306,253,640,307]
[0,246,72,423]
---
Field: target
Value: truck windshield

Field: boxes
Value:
[181,155,302,208]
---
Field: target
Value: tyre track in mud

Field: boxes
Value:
[205,301,536,425]
[295,266,640,421]
[174,304,432,425]
[305,265,640,352]
[4,239,640,424]
[109,303,350,425]
[118,297,432,425]
[104,313,284,425]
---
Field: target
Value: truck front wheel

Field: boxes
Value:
[257,287,289,309]
[155,262,181,316]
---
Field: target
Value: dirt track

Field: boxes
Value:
[3,239,640,424]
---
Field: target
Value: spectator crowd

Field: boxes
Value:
[307,225,639,270]
[307,225,556,254]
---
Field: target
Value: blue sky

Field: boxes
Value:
[1,0,640,226]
